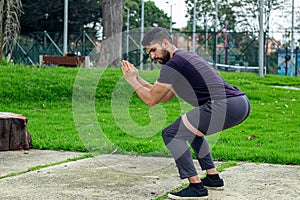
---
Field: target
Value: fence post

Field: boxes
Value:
[213,29,217,69]
[258,0,264,77]
[296,47,298,76]
[43,31,47,54]
[285,47,289,76]
[82,31,86,56]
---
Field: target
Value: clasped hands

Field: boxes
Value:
[121,60,139,82]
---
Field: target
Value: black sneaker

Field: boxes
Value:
[168,184,208,200]
[201,175,224,190]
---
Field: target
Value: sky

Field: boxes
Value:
[150,0,189,29]
[150,0,299,44]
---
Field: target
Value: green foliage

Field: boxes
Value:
[20,0,171,35]
[1,57,9,65]
[20,0,102,33]
[123,0,171,31]
[185,0,237,32]
[0,64,299,165]
[184,0,284,33]
[0,0,22,61]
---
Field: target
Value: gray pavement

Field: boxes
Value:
[0,150,299,200]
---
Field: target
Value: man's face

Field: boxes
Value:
[146,43,171,64]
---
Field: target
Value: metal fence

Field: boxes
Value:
[9,30,298,75]
[11,31,97,65]
[122,29,265,72]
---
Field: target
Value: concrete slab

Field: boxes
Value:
[0,150,299,200]
[0,150,84,177]
[208,162,300,200]
[0,154,187,200]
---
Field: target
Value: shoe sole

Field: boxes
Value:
[203,185,224,190]
[168,193,208,200]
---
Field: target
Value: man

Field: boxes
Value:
[121,27,250,199]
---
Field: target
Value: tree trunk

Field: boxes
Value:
[102,0,123,67]
[0,0,5,62]
[0,112,32,151]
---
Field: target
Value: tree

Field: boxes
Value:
[0,0,22,62]
[123,0,171,31]
[232,0,284,34]
[20,0,102,34]
[184,0,284,34]
[184,0,237,33]
[15,0,176,66]
[183,0,285,67]
[101,0,123,67]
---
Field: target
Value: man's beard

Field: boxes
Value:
[154,49,171,64]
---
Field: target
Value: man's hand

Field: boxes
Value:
[121,60,138,82]
[121,60,174,107]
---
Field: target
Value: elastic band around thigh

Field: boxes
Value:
[181,114,205,137]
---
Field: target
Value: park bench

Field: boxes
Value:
[39,55,90,68]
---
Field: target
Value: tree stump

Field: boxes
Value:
[0,112,32,151]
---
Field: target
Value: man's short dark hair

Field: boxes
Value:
[142,27,172,46]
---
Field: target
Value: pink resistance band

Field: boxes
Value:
[181,114,205,137]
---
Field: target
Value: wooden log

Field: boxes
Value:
[0,112,32,151]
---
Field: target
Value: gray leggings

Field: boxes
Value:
[162,95,250,179]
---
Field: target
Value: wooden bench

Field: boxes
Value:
[39,55,90,68]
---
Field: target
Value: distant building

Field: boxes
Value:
[266,38,280,55]
[277,45,300,76]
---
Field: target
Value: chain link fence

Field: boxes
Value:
[8,30,299,76]
[10,31,98,65]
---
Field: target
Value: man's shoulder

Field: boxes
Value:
[174,49,190,56]
[173,49,200,62]
[168,50,189,65]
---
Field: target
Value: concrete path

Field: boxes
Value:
[0,150,299,200]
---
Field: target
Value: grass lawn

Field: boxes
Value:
[0,63,299,165]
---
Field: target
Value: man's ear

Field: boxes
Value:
[162,39,170,49]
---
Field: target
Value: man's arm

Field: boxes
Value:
[137,77,176,103]
[133,81,172,107]
[122,60,175,107]
[160,86,176,103]
[137,76,152,89]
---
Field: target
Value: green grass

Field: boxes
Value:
[0,63,299,165]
